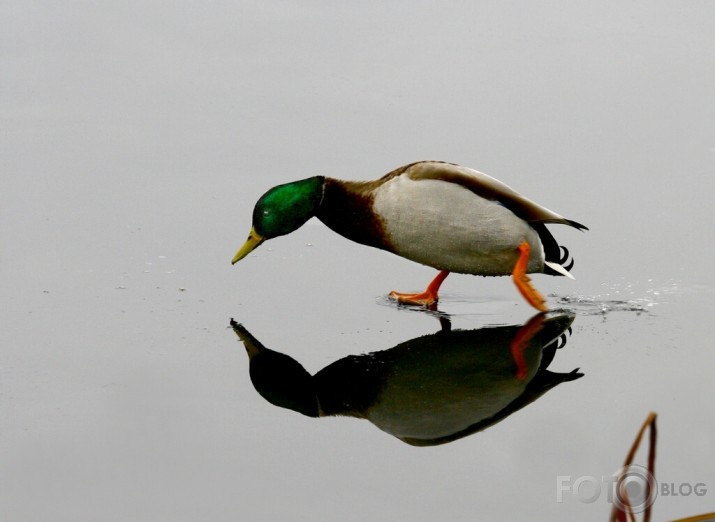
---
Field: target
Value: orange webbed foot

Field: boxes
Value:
[512,241,548,312]
[389,289,439,306]
[389,270,449,307]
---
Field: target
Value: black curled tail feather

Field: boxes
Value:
[566,219,589,232]
[556,245,574,272]
[533,223,577,277]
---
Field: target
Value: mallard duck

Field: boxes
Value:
[231,161,587,311]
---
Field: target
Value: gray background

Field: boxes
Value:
[2,1,714,520]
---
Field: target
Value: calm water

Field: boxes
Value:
[3,2,715,521]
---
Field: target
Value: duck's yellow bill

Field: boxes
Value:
[231,228,265,264]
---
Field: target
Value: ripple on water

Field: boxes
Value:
[551,279,705,316]
[553,294,653,316]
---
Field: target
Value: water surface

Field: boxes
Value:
[2,2,715,520]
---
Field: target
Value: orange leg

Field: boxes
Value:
[512,241,548,312]
[389,270,450,306]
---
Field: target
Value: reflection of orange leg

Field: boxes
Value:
[389,270,450,306]
[510,314,545,380]
[512,241,548,312]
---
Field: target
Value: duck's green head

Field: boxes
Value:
[232,177,324,264]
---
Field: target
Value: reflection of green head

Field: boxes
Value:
[253,177,324,238]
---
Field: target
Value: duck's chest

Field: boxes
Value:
[372,177,544,275]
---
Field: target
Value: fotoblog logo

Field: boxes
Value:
[557,464,706,513]
[610,465,658,513]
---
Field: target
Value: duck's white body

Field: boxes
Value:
[373,171,545,275]
[371,161,580,276]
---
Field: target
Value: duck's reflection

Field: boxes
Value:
[231,313,582,446]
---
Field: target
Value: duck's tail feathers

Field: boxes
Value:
[545,260,575,280]
[533,223,578,278]
[565,219,589,232]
